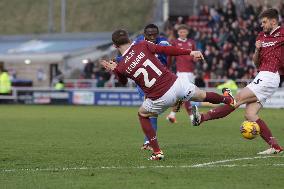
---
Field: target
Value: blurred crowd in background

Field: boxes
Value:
[82,0,284,88]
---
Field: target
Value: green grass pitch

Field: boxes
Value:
[0,105,283,189]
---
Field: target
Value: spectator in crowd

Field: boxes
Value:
[0,66,11,95]
[50,69,65,89]
[94,65,111,87]
[54,79,65,91]
[83,59,94,79]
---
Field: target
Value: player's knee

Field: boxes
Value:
[138,108,155,118]
[192,88,206,101]
[138,112,150,118]
[138,108,147,117]
[244,112,257,121]
[235,93,241,102]
[199,90,207,101]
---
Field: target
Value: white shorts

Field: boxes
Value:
[142,76,196,114]
[247,71,280,105]
[176,72,195,83]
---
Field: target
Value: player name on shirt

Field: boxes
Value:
[125,51,145,74]
[261,41,277,47]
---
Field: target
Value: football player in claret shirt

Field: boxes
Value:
[192,8,283,155]
[101,29,235,160]
[166,24,197,124]
[134,24,170,150]
[115,24,170,151]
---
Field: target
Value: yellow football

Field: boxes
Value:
[240,121,260,140]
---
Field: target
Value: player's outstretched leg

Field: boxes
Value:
[195,87,263,126]
[193,104,235,126]
[191,88,236,126]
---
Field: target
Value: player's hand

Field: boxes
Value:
[255,40,261,50]
[190,51,204,60]
[100,60,117,71]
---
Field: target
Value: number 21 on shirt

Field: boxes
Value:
[133,59,162,88]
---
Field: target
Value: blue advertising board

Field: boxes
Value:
[94,91,143,106]
[15,88,144,106]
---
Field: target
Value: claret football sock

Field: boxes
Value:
[144,117,158,144]
[200,104,235,123]
[138,114,161,153]
[256,119,272,144]
[256,118,282,149]
[204,92,232,105]
[269,137,282,150]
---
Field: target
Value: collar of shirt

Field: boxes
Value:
[122,42,135,56]
[269,25,280,35]
[177,38,188,42]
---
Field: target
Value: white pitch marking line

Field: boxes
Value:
[1,155,283,173]
[190,155,283,168]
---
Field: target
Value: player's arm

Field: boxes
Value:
[100,60,128,85]
[146,41,204,60]
[252,40,261,68]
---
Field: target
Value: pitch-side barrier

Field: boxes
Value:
[0,87,284,108]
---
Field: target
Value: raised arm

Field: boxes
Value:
[252,40,261,68]
[153,44,190,56]
[146,41,204,60]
